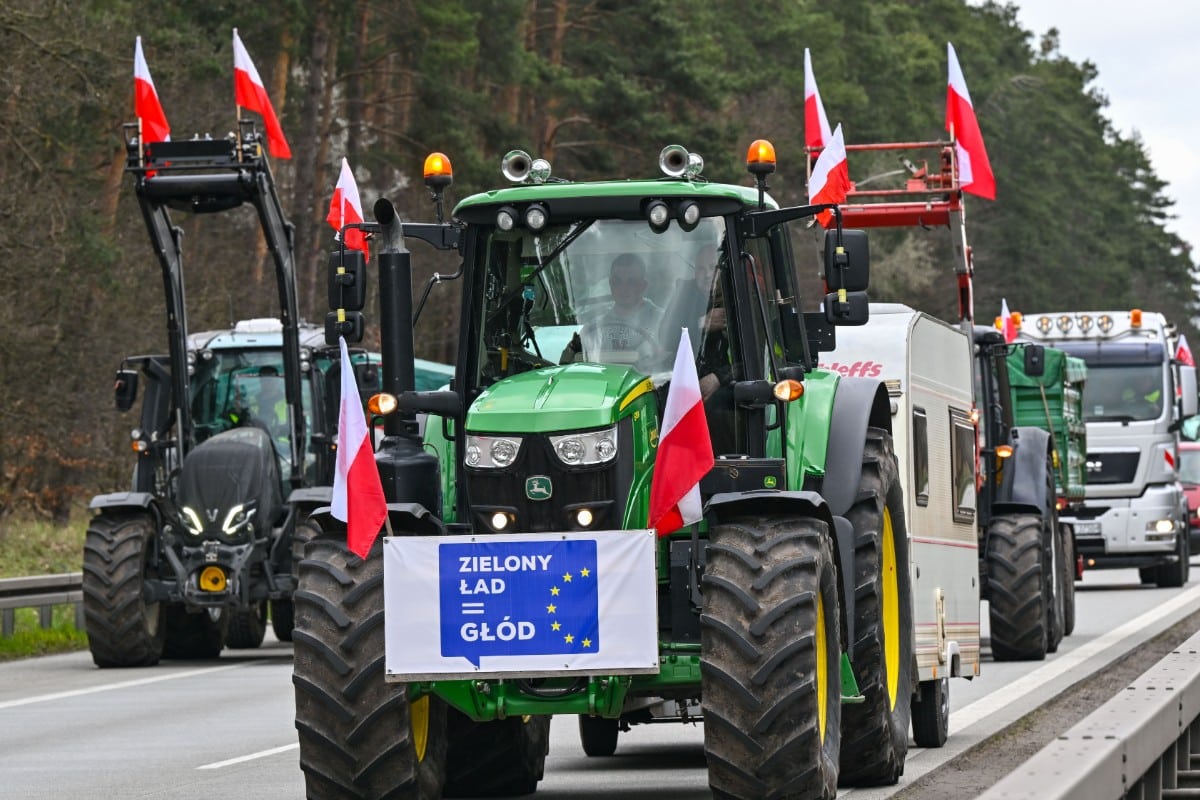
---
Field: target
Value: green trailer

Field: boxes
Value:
[1007,344,1088,507]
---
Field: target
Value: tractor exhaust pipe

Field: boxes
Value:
[373,198,417,435]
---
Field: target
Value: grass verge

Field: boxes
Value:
[0,511,89,661]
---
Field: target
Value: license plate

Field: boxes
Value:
[1074,521,1102,536]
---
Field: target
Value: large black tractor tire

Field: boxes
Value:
[1060,525,1077,637]
[163,605,227,660]
[82,512,165,668]
[270,519,320,642]
[226,600,268,649]
[839,428,914,787]
[986,513,1049,661]
[910,677,949,748]
[578,715,619,757]
[701,514,842,800]
[293,535,447,799]
[1155,525,1190,588]
[444,711,550,796]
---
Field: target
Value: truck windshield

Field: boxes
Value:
[1078,363,1165,422]
[474,217,727,384]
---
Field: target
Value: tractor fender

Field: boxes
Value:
[88,491,157,512]
[705,490,855,651]
[821,377,893,518]
[995,426,1052,516]
[308,501,446,539]
[287,486,333,506]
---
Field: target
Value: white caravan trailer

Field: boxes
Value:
[826,303,981,744]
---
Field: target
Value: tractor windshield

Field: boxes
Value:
[473,216,729,385]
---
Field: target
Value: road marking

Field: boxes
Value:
[0,663,249,710]
[197,743,298,770]
[951,579,1200,730]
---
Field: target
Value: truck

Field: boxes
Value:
[82,122,381,665]
[829,138,1074,663]
[1020,309,1197,587]
[291,141,952,799]
[822,304,981,747]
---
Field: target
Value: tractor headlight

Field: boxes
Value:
[549,426,619,466]
[222,503,257,539]
[181,507,205,539]
[465,434,524,469]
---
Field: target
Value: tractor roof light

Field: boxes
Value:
[1056,315,1073,333]
[1097,314,1114,333]
[677,199,701,231]
[423,152,453,189]
[524,203,548,231]
[496,205,518,231]
[646,199,671,233]
[1131,308,1143,327]
[1077,314,1094,333]
[746,139,777,176]
[1036,315,1053,334]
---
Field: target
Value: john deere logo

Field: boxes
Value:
[526,476,553,501]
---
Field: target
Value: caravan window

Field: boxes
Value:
[950,408,977,523]
[913,407,930,506]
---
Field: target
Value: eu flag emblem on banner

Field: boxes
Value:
[439,539,599,667]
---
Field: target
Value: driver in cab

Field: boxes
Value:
[560,253,665,365]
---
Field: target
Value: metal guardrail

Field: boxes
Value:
[980,627,1200,799]
[0,573,83,637]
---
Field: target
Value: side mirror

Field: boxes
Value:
[114,369,139,412]
[823,229,869,292]
[1181,365,1198,418]
[824,290,869,326]
[1023,344,1046,377]
[327,249,367,311]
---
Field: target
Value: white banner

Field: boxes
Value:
[384,530,660,680]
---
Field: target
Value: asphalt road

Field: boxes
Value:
[1,564,1197,799]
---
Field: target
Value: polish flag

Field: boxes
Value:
[133,37,170,144]
[1000,298,1017,343]
[804,48,834,150]
[233,28,292,159]
[326,157,369,259]
[946,42,995,200]
[808,123,850,228]
[648,329,715,537]
[332,337,387,558]
[1177,334,1195,367]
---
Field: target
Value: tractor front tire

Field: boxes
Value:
[701,513,842,800]
[986,514,1049,661]
[839,427,913,786]
[444,712,550,796]
[226,600,268,649]
[293,534,447,799]
[82,512,165,668]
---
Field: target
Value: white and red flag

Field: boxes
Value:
[133,37,170,144]
[808,123,850,228]
[648,329,715,537]
[332,337,387,558]
[804,48,834,150]
[326,157,369,259]
[946,42,995,200]
[1178,334,1195,367]
[999,298,1017,343]
[233,28,292,159]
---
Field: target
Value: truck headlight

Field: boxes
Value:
[465,435,523,469]
[549,426,618,466]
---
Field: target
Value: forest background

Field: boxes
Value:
[1,0,1195,522]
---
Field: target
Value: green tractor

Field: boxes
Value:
[293,143,916,799]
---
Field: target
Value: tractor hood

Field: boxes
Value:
[177,426,283,540]
[466,363,652,434]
